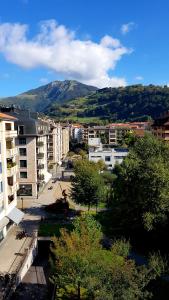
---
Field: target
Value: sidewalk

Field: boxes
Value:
[0,179,71,274]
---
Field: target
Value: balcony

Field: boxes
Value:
[48,147,53,152]
[6,147,18,158]
[37,141,44,147]
[37,174,44,181]
[37,153,44,159]
[5,130,17,138]
[8,182,19,194]
[37,164,44,169]
[7,165,18,177]
[48,156,53,161]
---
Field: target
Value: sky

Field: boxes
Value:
[0,0,169,96]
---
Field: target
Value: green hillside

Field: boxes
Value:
[46,84,169,123]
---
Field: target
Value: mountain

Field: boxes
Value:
[46,84,169,123]
[0,80,97,112]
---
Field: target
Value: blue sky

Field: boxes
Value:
[0,0,169,96]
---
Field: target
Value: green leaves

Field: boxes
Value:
[113,133,169,231]
[71,160,106,208]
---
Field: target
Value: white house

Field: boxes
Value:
[89,146,128,169]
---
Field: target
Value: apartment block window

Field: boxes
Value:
[0,182,3,193]
[0,163,2,174]
[5,123,11,131]
[20,160,27,168]
[19,148,27,156]
[18,125,24,135]
[19,138,26,145]
[20,172,27,178]
[105,156,111,162]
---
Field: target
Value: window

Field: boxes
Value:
[0,182,3,193]
[19,138,26,145]
[0,163,2,174]
[105,156,111,162]
[5,123,11,131]
[19,148,27,156]
[20,160,27,168]
[115,156,124,159]
[17,184,32,196]
[20,172,27,178]
[18,125,24,135]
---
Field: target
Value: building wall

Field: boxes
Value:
[0,119,18,241]
[62,127,69,158]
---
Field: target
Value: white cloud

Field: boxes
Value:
[0,20,132,88]
[135,76,144,81]
[121,22,135,35]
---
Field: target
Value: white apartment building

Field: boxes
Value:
[89,141,128,170]
[62,127,69,159]
[47,123,62,171]
[0,113,23,242]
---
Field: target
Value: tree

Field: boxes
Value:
[50,215,165,300]
[71,160,106,209]
[113,133,169,231]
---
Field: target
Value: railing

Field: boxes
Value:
[37,141,44,147]
[37,153,44,159]
[38,174,44,180]
[37,164,44,169]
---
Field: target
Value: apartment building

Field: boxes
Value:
[47,122,62,171]
[0,108,52,198]
[0,113,23,243]
[89,140,128,170]
[62,126,69,159]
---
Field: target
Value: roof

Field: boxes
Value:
[0,112,17,120]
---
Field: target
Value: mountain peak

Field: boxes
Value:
[0,79,97,112]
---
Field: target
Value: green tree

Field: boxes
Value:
[50,215,165,300]
[71,160,106,209]
[113,133,169,231]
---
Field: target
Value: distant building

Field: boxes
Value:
[81,122,149,146]
[0,113,23,243]
[89,141,128,170]
[152,112,169,141]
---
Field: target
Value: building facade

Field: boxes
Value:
[0,113,23,242]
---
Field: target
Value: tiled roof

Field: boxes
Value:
[0,113,17,120]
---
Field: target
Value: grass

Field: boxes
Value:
[38,223,73,237]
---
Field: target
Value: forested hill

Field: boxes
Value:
[46,84,169,123]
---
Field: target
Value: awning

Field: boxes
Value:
[7,207,24,225]
[0,217,9,231]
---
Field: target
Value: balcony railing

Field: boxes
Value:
[48,147,53,152]
[5,130,17,138]
[7,165,18,177]
[6,147,18,158]
[37,164,44,169]
[48,156,54,160]
[38,174,45,181]
[8,182,19,194]
[37,153,44,159]
[37,141,44,147]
